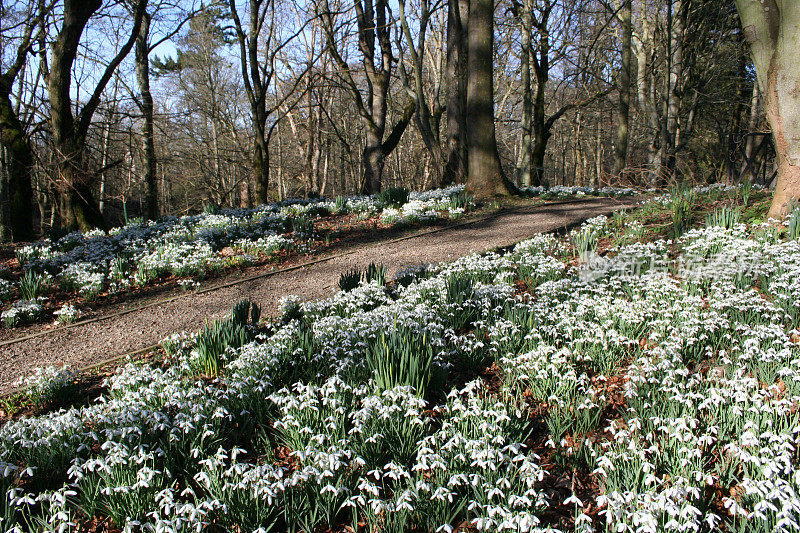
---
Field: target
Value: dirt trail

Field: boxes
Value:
[0,197,636,394]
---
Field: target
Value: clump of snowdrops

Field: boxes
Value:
[2,187,473,330]
[1,206,800,532]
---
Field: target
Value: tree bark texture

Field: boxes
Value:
[613,0,633,178]
[0,88,35,241]
[136,11,158,220]
[518,0,533,187]
[48,0,147,231]
[443,0,469,185]
[0,4,40,241]
[465,0,513,197]
[736,0,800,217]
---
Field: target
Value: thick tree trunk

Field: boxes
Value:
[613,0,633,178]
[259,145,270,203]
[49,0,103,231]
[60,165,105,231]
[48,0,145,231]
[764,67,800,216]
[518,1,533,188]
[53,138,106,231]
[465,0,513,197]
[0,94,35,241]
[136,11,158,220]
[363,126,385,194]
[531,133,548,188]
[253,141,269,204]
[736,0,800,217]
[443,0,469,185]
[253,117,269,204]
[530,7,551,188]
[361,65,390,195]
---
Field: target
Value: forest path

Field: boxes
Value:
[0,197,638,395]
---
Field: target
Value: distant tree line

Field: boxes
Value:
[0,0,792,240]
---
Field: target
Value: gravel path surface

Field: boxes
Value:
[1,197,636,394]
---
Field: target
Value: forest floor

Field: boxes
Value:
[0,196,638,397]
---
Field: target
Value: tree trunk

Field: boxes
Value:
[362,100,415,195]
[531,132,548,188]
[662,0,685,178]
[136,11,158,220]
[253,118,269,204]
[229,0,275,206]
[210,118,222,197]
[575,113,584,186]
[61,171,105,231]
[443,0,469,185]
[0,147,10,242]
[49,0,102,231]
[741,83,761,177]
[48,0,146,231]
[736,0,800,217]
[518,0,533,188]
[99,116,110,216]
[260,146,270,203]
[339,142,346,196]
[0,2,44,241]
[595,122,603,187]
[0,94,35,241]
[305,79,317,194]
[277,127,285,201]
[633,0,661,184]
[321,137,330,196]
[613,0,633,178]
[320,0,411,195]
[362,60,391,195]
[530,6,551,188]
[363,125,385,194]
[465,0,513,197]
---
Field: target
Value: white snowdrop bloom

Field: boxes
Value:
[1,298,44,326]
[9,192,465,328]
[524,185,634,198]
[5,199,800,531]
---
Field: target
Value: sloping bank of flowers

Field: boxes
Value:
[523,185,637,198]
[0,187,472,328]
[2,210,799,532]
